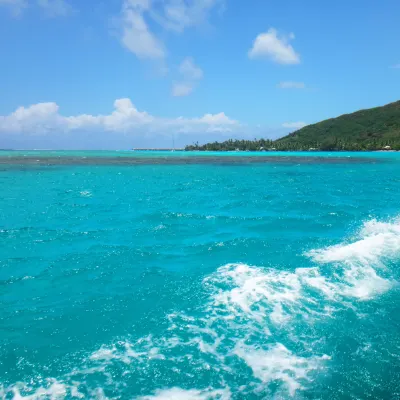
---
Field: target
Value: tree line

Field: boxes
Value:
[185,138,400,151]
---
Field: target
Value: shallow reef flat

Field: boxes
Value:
[0,155,381,166]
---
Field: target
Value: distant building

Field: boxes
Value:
[383,146,392,150]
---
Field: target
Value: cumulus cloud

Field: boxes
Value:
[0,102,63,133]
[119,0,222,60]
[282,121,307,129]
[278,81,306,89]
[0,98,238,136]
[249,28,300,65]
[172,57,203,97]
[0,99,294,149]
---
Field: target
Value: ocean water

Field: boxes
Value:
[1,151,400,399]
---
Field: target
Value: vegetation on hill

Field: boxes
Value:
[185,101,400,151]
[185,139,275,152]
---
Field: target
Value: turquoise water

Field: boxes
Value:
[2,149,400,159]
[1,152,400,399]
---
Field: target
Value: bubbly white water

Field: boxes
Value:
[234,343,330,397]
[138,387,231,400]
[138,218,399,398]
[3,217,400,399]
[306,217,399,299]
[9,380,73,400]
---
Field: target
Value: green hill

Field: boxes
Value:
[275,100,400,151]
[185,100,400,151]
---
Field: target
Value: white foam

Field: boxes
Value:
[235,343,330,396]
[306,217,400,299]
[90,346,118,362]
[205,263,344,327]
[70,386,84,398]
[196,217,400,393]
[341,264,393,299]
[295,267,337,299]
[270,303,290,325]
[79,190,92,198]
[210,235,394,314]
[308,218,400,266]
[89,337,166,367]
[206,263,303,324]
[89,388,109,400]
[308,234,400,265]
[361,217,400,236]
[138,387,231,400]
[199,263,333,393]
[10,217,398,399]
[84,214,398,396]
[17,378,108,400]
[9,380,69,399]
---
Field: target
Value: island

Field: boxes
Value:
[185,100,400,151]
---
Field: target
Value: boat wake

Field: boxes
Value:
[3,217,400,399]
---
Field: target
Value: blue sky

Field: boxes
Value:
[1,0,400,149]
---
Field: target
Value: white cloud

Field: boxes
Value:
[66,98,155,132]
[282,121,307,129]
[390,63,400,69]
[197,112,233,125]
[249,28,300,65]
[0,98,238,135]
[172,57,203,97]
[0,0,71,16]
[179,57,203,80]
[278,81,305,89]
[119,0,222,60]
[153,0,222,33]
[0,102,63,133]
[121,1,166,60]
